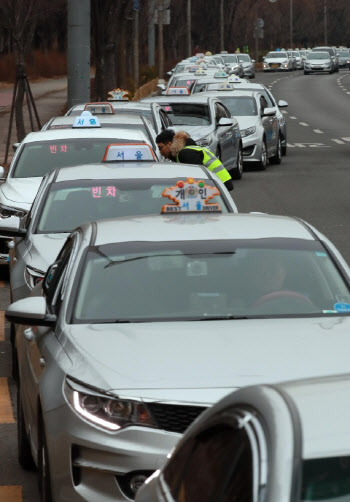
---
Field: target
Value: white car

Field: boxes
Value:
[263,51,294,71]
[0,125,157,264]
[200,90,281,169]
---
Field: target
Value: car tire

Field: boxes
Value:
[282,143,287,156]
[230,145,243,180]
[38,418,53,502]
[18,384,35,470]
[270,136,282,165]
[304,71,310,75]
[257,139,267,170]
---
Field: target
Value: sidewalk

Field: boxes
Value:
[0,77,67,165]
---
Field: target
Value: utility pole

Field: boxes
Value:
[67,0,90,108]
[220,0,224,51]
[187,0,191,57]
[324,0,328,45]
[289,0,293,48]
[158,0,164,79]
[133,0,139,87]
[148,0,155,66]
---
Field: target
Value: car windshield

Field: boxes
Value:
[313,49,333,56]
[302,456,350,501]
[266,52,287,58]
[237,54,250,62]
[12,139,141,178]
[292,52,300,57]
[221,55,238,63]
[230,87,275,107]
[161,103,211,125]
[308,53,329,60]
[339,51,350,57]
[219,97,257,116]
[174,79,196,90]
[72,239,350,323]
[36,179,228,233]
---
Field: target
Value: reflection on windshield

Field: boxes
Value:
[238,55,250,62]
[36,179,228,233]
[308,53,330,60]
[302,456,350,501]
[13,139,139,178]
[221,55,238,63]
[266,52,287,58]
[162,103,211,125]
[73,241,350,322]
[220,97,257,117]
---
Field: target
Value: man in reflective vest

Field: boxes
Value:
[156,130,233,191]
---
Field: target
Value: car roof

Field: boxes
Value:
[66,102,155,116]
[142,95,216,104]
[278,374,350,458]
[21,128,149,143]
[199,90,260,99]
[53,162,211,183]
[47,114,148,128]
[89,213,315,247]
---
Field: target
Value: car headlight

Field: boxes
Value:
[65,379,157,431]
[0,203,27,219]
[241,126,256,138]
[197,134,213,147]
[24,265,45,289]
[263,63,268,68]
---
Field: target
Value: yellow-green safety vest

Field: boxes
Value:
[176,146,232,183]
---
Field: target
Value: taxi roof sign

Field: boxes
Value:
[103,143,156,162]
[217,82,234,90]
[161,178,221,213]
[186,66,199,72]
[228,75,242,83]
[214,71,228,78]
[166,87,190,95]
[84,102,114,114]
[107,88,130,101]
[73,111,101,128]
[195,68,207,76]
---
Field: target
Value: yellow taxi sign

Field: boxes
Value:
[161,178,221,213]
[84,102,114,114]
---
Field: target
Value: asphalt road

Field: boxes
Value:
[1,67,350,501]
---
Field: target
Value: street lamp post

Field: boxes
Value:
[324,0,327,45]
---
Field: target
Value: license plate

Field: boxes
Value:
[271,64,279,68]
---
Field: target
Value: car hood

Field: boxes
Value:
[27,233,68,272]
[64,316,350,405]
[0,177,42,208]
[235,116,259,130]
[307,59,331,64]
[171,124,214,140]
[265,58,288,63]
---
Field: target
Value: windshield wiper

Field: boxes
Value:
[197,315,248,321]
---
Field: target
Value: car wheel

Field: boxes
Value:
[230,145,243,180]
[304,71,310,75]
[38,418,53,502]
[18,384,35,470]
[270,136,282,165]
[282,143,287,156]
[257,139,267,170]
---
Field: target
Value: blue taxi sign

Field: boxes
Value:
[194,68,207,76]
[228,75,242,83]
[84,102,114,114]
[72,111,101,128]
[186,66,199,72]
[217,82,234,90]
[214,71,228,78]
[166,87,190,95]
[161,178,221,213]
[103,143,156,161]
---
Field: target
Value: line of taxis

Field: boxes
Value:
[2,60,350,501]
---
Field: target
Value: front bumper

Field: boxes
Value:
[241,134,263,163]
[263,63,290,71]
[304,65,332,73]
[45,402,182,502]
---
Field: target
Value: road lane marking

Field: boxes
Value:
[347,92,350,94]
[313,129,323,134]
[299,122,309,126]
[287,142,330,148]
[289,116,297,119]
[0,378,15,423]
[341,137,350,142]
[0,311,5,341]
[281,110,288,114]
[0,487,22,501]
[332,139,345,144]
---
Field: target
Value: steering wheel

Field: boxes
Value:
[252,290,315,308]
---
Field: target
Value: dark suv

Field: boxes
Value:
[312,47,339,72]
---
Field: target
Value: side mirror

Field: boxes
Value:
[0,216,26,237]
[278,100,288,108]
[0,166,5,178]
[262,107,276,117]
[262,56,265,60]
[167,71,173,76]
[12,143,20,152]
[157,83,166,91]
[218,117,234,127]
[251,59,256,63]
[6,297,56,327]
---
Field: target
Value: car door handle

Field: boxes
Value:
[23,328,34,342]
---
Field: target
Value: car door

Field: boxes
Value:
[259,95,278,156]
[17,234,79,452]
[214,101,234,166]
[221,101,241,165]
[160,408,268,502]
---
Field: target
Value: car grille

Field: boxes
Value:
[147,402,207,434]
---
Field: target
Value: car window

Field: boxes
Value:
[220,97,258,117]
[302,456,350,501]
[161,103,211,126]
[215,103,224,122]
[217,103,231,119]
[163,423,253,502]
[260,96,268,113]
[12,139,141,178]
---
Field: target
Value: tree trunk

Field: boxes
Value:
[14,54,26,141]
